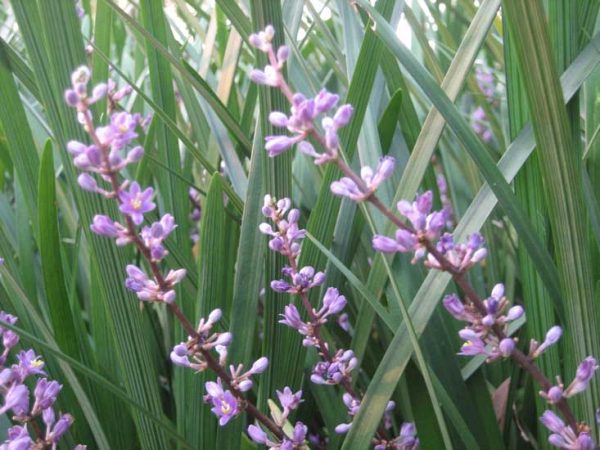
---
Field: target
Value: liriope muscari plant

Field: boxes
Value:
[60,18,600,448]
[248,25,600,449]
[61,45,420,450]
[0,306,84,449]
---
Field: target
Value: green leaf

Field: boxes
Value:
[38,140,81,359]
[377,88,403,154]
[504,0,599,425]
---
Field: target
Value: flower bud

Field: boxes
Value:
[247,425,267,444]
[250,357,269,374]
[333,104,353,127]
[498,338,515,357]
[77,173,98,192]
[269,111,288,128]
[237,379,253,392]
[207,309,222,325]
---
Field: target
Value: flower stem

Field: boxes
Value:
[81,110,287,441]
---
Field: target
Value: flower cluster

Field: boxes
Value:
[249,24,599,450]
[249,26,352,163]
[251,25,419,448]
[0,312,83,449]
[248,387,307,449]
[65,66,186,305]
[260,194,415,444]
[540,410,594,449]
[171,308,270,426]
[373,422,420,450]
[330,156,396,201]
[443,284,524,361]
[171,309,269,426]
[372,191,447,261]
[66,66,297,441]
[260,196,355,385]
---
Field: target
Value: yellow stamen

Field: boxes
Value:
[220,400,231,414]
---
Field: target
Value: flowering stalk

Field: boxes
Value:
[0,310,83,449]
[259,194,416,449]
[64,67,290,441]
[250,27,418,450]
[249,25,598,448]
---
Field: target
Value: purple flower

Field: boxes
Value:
[118,182,156,225]
[292,421,308,444]
[498,338,515,357]
[539,410,592,449]
[140,214,177,261]
[335,423,352,434]
[540,410,566,434]
[0,383,29,415]
[471,107,493,142]
[2,426,32,450]
[338,313,351,332]
[457,330,488,357]
[564,357,599,397]
[15,349,45,380]
[106,111,139,150]
[250,67,279,87]
[248,357,269,375]
[247,424,268,444]
[541,385,564,404]
[77,173,100,193]
[279,304,309,334]
[533,326,562,358]
[318,287,347,318]
[372,229,417,254]
[90,215,129,243]
[315,89,339,113]
[204,380,239,426]
[277,386,303,415]
[170,343,190,368]
[442,294,469,321]
[249,25,275,52]
[271,266,325,294]
[125,264,157,301]
[330,177,364,201]
[265,135,297,157]
[310,350,357,385]
[48,414,74,443]
[427,232,487,271]
[32,378,62,414]
[396,422,420,449]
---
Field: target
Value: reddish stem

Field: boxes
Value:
[80,109,286,441]
[332,157,579,432]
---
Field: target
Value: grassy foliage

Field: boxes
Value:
[0,1,598,448]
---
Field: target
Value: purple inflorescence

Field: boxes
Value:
[258,190,416,444]
[331,156,396,201]
[0,312,82,448]
[65,67,187,306]
[249,26,353,164]
[250,24,419,448]
[247,386,307,449]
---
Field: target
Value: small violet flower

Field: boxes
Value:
[204,379,239,426]
[118,182,156,226]
[564,357,599,398]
